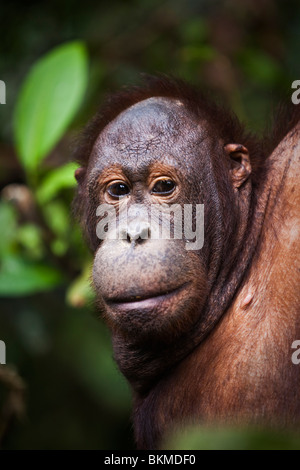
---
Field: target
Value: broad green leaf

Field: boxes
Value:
[14,41,88,172]
[0,255,63,296]
[36,162,79,204]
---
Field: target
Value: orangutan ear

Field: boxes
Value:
[224,143,251,189]
[74,167,86,183]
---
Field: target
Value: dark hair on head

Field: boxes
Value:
[73,75,266,184]
[74,75,300,187]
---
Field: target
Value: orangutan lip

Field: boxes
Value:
[105,282,190,308]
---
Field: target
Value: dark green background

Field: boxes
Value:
[0,0,299,450]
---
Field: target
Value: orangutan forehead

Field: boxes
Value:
[95,96,206,152]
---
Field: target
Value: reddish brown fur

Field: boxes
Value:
[133,122,300,448]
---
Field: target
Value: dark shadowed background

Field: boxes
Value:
[0,0,299,450]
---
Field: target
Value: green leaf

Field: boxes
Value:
[0,255,63,296]
[14,41,88,173]
[36,162,79,204]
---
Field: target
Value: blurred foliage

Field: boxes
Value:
[0,0,299,450]
[164,425,300,450]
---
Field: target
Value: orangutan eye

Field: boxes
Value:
[107,182,130,198]
[151,179,176,195]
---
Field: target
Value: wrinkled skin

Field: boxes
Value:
[90,99,212,342]
[75,93,300,449]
